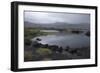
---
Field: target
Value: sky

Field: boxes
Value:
[24,11,90,25]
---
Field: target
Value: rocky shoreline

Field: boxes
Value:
[24,42,90,62]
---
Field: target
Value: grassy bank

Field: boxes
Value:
[24,28,59,46]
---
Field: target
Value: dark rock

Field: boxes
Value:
[36,38,41,41]
[65,46,70,51]
[85,31,90,36]
[57,47,63,53]
[69,49,78,54]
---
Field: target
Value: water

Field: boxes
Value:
[31,31,90,49]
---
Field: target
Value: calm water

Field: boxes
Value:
[32,31,90,49]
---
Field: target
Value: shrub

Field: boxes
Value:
[24,38,32,46]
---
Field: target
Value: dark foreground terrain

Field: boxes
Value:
[24,42,90,62]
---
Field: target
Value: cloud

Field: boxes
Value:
[24,11,90,24]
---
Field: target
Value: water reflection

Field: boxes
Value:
[32,33,90,49]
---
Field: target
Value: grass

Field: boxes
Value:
[24,50,33,61]
[24,28,58,46]
[36,48,52,58]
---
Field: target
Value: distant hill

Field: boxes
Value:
[24,21,90,30]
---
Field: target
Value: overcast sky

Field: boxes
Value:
[24,11,90,25]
